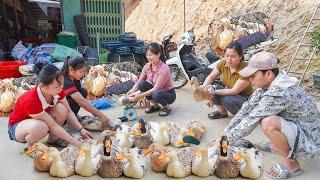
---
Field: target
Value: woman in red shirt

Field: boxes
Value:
[8,64,92,148]
[128,43,176,116]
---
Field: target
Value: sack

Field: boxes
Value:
[11,41,28,60]
[51,45,83,62]
[105,80,135,96]
[91,97,116,110]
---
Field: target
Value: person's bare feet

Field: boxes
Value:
[267,159,300,177]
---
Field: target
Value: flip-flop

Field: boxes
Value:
[159,107,171,117]
[265,163,302,179]
[208,111,228,119]
[145,106,161,114]
[255,142,280,155]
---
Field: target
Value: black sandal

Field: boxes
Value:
[47,138,68,148]
[208,111,228,119]
[159,107,171,117]
[145,106,161,114]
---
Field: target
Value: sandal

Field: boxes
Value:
[266,163,302,179]
[47,138,68,148]
[159,107,171,117]
[208,111,228,119]
[255,142,280,155]
[145,106,161,114]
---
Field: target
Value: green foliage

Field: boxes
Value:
[309,26,320,53]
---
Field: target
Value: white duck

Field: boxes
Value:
[166,147,193,178]
[192,145,219,177]
[239,148,263,179]
[115,124,134,148]
[150,121,171,146]
[75,144,102,177]
[122,148,147,179]
[48,146,77,178]
[169,123,189,147]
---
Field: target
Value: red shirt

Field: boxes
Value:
[136,61,174,90]
[8,86,66,126]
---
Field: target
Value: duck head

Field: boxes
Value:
[103,135,112,156]
[220,135,229,157]
[77,144,91,157]
[26,143,48,156]
[137,119,147,134]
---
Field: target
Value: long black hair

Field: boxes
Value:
[61,56,87,75]
[33,62,62,85]
[226,41,244,61]
[145,42,165,62]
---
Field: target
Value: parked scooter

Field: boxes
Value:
[166,29,219,89]
[166,28,278,89]
[161,32,178,60]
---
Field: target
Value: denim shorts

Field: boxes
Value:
[8,123,24,143]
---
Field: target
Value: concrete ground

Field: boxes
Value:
[0,86,319,180]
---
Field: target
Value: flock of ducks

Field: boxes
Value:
[25,119,263,179]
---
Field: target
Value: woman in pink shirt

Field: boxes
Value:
[128,43,176,116]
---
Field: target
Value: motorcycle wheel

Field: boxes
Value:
[169,65,188,89]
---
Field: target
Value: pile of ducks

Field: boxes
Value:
[83,65,138,98]
[0,77,37,115]
[25,120,263,179]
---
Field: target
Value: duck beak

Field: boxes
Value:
[26,146,36,155]
[178,139,184,145]
[157,152,167,160]
[116,152,129,160]
[129,130,141,137]
[233,152,243,161]
[142,149,152,157]
[187,130,195,137]
[109,131,117,137]
[41,152,49,160]
[194,148,202,156]
[104,140,111,151]
[199,127,206,133]
[77,149,85,157]
[136,123,142,130]
[164,124,171,131]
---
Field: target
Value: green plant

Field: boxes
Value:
[309,26,320,54]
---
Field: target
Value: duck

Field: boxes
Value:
[26,143,52,172]
[192,145,219,177]
[77,136,104,158]
[214,135,243,178]
[75,144,102,177]
[189,76,214,102]
[122,148,147,179]
[115,124,134,148]
[142,143,169,172]
[186,120,206,140]
[239,148,263,179]
[131,119,153,149]
[47,146,77,178]
[169,123,189,147]
[0,79,16,113]
[166,147,193,178]
[150,121,171,146]
[78,115,103,131]
[97,135,124,178]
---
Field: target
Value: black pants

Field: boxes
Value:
[212,84,249,115]
[67,87,88,115]
[138,80,176,106]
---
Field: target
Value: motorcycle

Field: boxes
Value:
[161,32,178,60]
[166,28,278,89]
[166,29,219,89]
